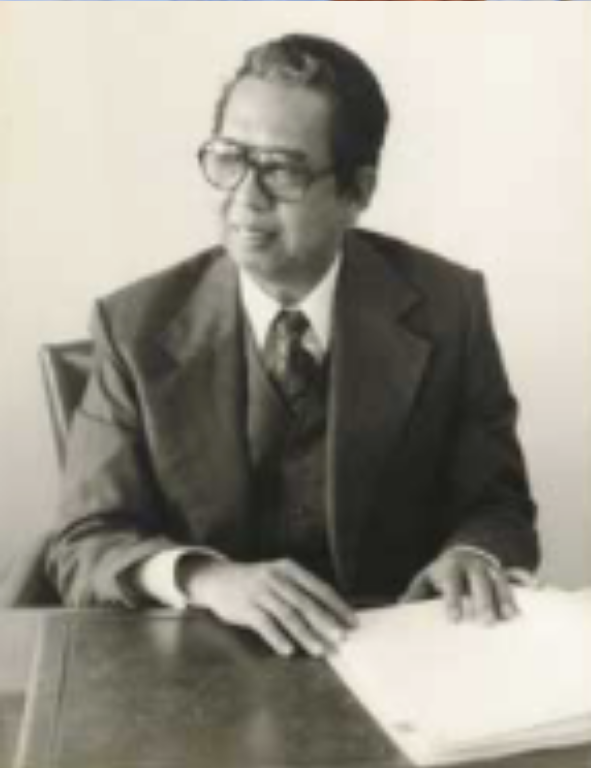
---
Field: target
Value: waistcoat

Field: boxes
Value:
[243,325,335,584]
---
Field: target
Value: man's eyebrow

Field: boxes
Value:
[257,147,308,161]
[219,137,309,163]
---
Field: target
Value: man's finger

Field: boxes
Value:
[489,566,519,620]
[433,564,465,622]
[251,608,296,657]
[466,562,498,624]
[276,561,357,629]
[399,570,435,603]
[269,579,347,650]
[256,591,328,657]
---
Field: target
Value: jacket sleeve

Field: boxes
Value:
[442,271,540,570]
[46,302,178,607]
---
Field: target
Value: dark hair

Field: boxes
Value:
[213,34,390,196]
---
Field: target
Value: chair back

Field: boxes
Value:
[0,341,93,607]
[39,340,94,467]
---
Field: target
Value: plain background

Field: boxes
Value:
[1,2,589,589]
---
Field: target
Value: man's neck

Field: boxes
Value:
[239,254,343,355]
[244,260,339,306]
[243,277,311,307]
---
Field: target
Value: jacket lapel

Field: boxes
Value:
[153,253,254,557]
[328,234,432,591]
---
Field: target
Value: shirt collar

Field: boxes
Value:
[239,254,343,356]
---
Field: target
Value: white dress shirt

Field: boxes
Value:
[239,253,342,362]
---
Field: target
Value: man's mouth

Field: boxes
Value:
[231,224,276,245]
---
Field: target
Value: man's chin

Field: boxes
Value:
[227,236,278,267]
[227,243,280,278]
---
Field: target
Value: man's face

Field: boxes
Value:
[213,77,361,302]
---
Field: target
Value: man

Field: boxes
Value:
[47,34,539,657]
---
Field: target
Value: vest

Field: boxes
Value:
[244,325,335,584]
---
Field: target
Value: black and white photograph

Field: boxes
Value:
[0,3,589,767]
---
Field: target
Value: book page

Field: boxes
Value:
[331,589,591,763]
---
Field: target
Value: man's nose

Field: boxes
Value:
[231,166,273,209]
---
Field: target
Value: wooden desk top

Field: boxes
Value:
[0,610,589,768]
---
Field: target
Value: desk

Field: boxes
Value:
[0,610,589,768]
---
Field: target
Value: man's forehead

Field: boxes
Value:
[220,77,333,158]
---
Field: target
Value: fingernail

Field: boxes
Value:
[307,641,324,657]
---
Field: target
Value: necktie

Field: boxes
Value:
[264,310,319,406]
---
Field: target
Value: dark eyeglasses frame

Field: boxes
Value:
[197,138,335,203]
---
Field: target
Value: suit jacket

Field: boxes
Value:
[47,229,539,607]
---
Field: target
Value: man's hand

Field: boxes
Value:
[180,557,358,657]
[400,549,519,624]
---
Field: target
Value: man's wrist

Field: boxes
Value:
[445,545,539,585]
[446,545,502,570]
[176,553,228,608]
[130,547,227,609]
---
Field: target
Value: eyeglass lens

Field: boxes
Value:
[200,140,322,202]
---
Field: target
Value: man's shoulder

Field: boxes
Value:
[96,246,225,342]
[350,229,481,304]
[352,229,477,284]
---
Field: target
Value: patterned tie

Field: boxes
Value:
[264,310,319,406]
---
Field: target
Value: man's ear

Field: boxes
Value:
[355,166,378,210]
[345,166,378,216]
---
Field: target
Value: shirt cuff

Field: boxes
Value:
[134,547,225,610]
[448,545,502,570]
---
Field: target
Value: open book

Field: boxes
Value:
[330,587,591,766]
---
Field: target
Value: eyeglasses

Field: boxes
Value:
[197,138,335,203]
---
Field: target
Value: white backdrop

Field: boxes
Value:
[1,1,589,587]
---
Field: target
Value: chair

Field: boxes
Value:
[39,341,94,468]
[0,341,93,607]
